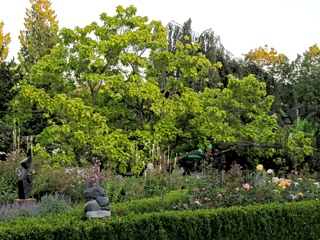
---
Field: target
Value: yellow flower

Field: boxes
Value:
[279,180,286,188]
[298,192,303,196]
[256,164,263,171]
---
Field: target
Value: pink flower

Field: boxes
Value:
[73,190,76,193]
[217,193,222,198]
[82,180,85,183]
[202,187,205,190]
[236,188,239,191]
[295,171,298,175]
[93,183,96,186]
[291,194,295,199]
[194,201,200,205]
[193,188,199,191]
[243,183,250,191]
[205,197,208,200]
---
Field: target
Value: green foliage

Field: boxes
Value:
[12,5,312,174]
[0,60,24,152]
[292,45,320,111]
[18,0,59,74]
[167,19,278,101]
[1,200,320,239]
[0,193,74,223]
[0,151,22,204]
[171,169,320,212]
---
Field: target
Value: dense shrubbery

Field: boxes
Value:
[0,152,187,205]
[0,150,22,204]
[0,193,74,223]
[170,166,320,211]
[1,200,320,240]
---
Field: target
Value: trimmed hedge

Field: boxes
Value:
[1,200,320,239]
[112,190,186,215]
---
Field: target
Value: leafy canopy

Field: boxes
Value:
[12,6,312,173]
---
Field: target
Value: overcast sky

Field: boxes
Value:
[1,0,319,61]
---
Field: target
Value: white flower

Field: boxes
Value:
[272,177,279,183]
[267,169,274,174]
[294,182,299,186]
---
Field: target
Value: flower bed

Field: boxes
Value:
[170,164,320,211]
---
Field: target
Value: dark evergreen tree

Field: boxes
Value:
[0,58,24,152]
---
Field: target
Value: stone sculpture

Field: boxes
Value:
[18,149,33,199]
[83,177,111,219]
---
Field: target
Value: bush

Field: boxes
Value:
[0,150,24,204]
[1,200,320,239]
[0,193,74,223]
[170,167,320,211]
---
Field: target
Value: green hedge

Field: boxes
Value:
[1,200,320,239]
[112,190,186,215]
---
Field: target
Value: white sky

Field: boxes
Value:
[1,0,319,62]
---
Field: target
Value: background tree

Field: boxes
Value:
[0,58,24,152]
[244,45,286,69]
[0,21,11,60]
[166,19,278,101]
[243,45,294,113]
[292,44,320,111]
[18,0,58,74]
[16,0,59,143]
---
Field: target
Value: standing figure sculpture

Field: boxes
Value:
[83,176,111,219]
[18,149,33,199]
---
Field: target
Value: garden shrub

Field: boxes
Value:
[112,190,186,216]
[0,193,74,223]
[0,150,24,204]
[1,200,320,239]
[170,168,320,211]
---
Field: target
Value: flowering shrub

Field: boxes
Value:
[170,165,320,211]
[0,150,32,204]
[0,193,74,222]
[62,160,109,202]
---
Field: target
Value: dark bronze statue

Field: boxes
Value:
[18,149,33,199]
[83,177,110,218]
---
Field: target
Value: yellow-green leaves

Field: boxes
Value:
[0,21,11,60]
[19,0,59,73]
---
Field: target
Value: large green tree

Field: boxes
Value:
[13,6,311,173]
